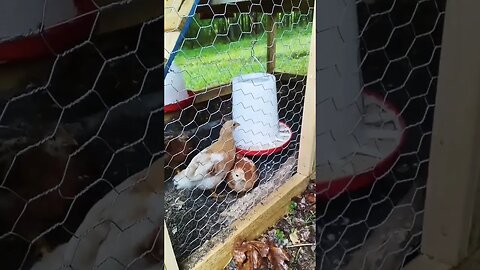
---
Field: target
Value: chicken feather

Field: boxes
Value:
[30,158,164,270]
[173,120,239,191]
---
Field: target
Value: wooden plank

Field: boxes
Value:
[165,0,187,12]
[405,249,480,270]
[197,0,313,16]
[421,0,480,266]
[164,221,180,270]
[164,72,306,123]
[209,0,250,4]
[185,72,306,104]
[94,0,162,35]
[0,58,53,97]
[165,32,181,60]
[165,12,186,32]
[471,184,480,258]
[266,15,277,74]
[193,84,232,103]
[296,4,316,177]
[403,255,451,270]
[452,249,480,270]
[190,173,310,270]
[165,0,195,32]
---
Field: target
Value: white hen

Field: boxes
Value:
[31,158,163,270]
[173,120,239,191]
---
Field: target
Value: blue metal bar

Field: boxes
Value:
[164,0,201,79]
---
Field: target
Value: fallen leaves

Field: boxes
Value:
[289,229,300,245]
[305,192,316,205]
[228,181,316,270]
[233,240,290,270]
[268,245,290,270]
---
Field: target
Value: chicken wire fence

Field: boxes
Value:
[316,0,445,269]
[164,0,314,266]
[0,1,163,269]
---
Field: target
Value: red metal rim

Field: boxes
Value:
[0,0,97,64]
[164,90,196,113]
[316,89,407,200]
[236,121,293,157]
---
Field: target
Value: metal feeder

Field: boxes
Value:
[0,0,96,63]
[316,0,406,199]
[232,72,293,157]
[164,62,195,113]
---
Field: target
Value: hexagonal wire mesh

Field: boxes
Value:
[0,1,163,269]
[164,0,314,266]
[316,0,445,269]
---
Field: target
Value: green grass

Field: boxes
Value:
[173,25,313,91]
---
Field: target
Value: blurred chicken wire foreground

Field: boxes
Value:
[0,1,163,269]
[164,0,314,268]
[315,0,445,269]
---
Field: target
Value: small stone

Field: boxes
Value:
[301,197,306,205]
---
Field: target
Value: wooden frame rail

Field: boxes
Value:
[404,0,480,269]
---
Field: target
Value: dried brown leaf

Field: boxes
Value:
[267,243,290,270]
[245,244,255,270]
[233,240,290,270]
[233,241,248,269]
[305,192,316,204]
[248,244,263,269]
[250,241,270,258]
[233,240,268,270]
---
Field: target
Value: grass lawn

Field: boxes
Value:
[172,25,313,91]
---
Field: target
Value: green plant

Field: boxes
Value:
[275,229,286,241]
[305,211,315,224]
[288,201,298,214]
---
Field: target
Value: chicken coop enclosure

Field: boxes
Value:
[164,0,315,269]
[0,0,479,270]
[0,1,163,269]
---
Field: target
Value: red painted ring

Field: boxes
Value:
[0,0,96,64]
[236,121,293,157]
[316,90,407,200]
[164,90,196,113]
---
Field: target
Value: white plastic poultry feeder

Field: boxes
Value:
[316,0,406,199]
[164,62,195,113]
[0,0,96,63]
[231,72,292,156]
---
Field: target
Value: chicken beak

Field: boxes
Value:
[233,122,240,128]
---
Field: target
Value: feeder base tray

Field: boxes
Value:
[236,121,293,156]
[316,91,406,199]
[164,90,195,113]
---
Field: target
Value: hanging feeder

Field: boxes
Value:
[164,62,195,113]
[0,0,96,64]
[232,72,293,156]
[316,0,406,199]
